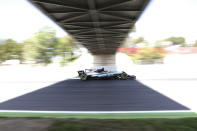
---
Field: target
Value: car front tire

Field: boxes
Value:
[121,72,128,80]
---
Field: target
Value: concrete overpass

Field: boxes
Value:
[29,0,150,70]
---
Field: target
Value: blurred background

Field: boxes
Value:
[0,0,197,111]
[0,0,197,67]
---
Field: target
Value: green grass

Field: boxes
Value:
[48,118,197,131]
[0,112,196,119]
[1,112,197,131]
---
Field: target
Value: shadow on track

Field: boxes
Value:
[0,79,189,111]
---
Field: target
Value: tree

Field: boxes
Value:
[23,26,77,66]
[132,37,145,44]
[165,37,185,45]
[55,36,75,66]
[0,45,5,63]
[23,37,37,62]
[0,39,23,63]
[23,26,57,65]
[123,36,146,48]
[194,40,197,47]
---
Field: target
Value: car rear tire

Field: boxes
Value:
[80,74,88,81]
[121,72,128,80]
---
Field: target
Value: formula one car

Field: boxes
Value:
[78,68,136,81]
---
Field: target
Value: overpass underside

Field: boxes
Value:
[29,0,150,69]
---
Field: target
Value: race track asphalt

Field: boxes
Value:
[0,79,189,111]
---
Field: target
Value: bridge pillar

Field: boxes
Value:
[93,54,117,71]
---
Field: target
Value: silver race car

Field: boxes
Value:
[78,68,136,81]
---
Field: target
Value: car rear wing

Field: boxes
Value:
[78,70,85,76]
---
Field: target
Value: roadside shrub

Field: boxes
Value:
[129,48,165,63]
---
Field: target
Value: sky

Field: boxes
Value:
[133,0,197,43]
[0,0,66,42]
[0,0,197,43]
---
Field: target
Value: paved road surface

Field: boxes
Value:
[0,79,189,111]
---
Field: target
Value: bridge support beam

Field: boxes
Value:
[93,54,116,71]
